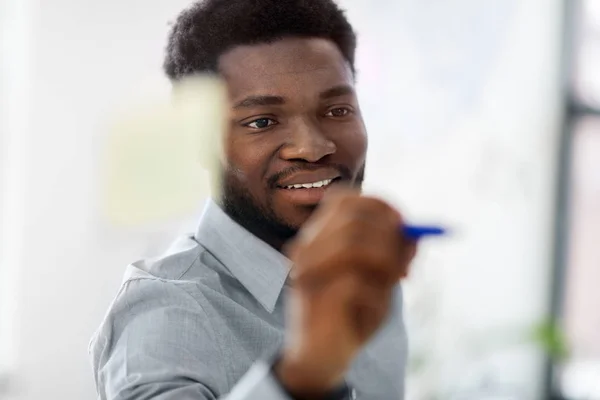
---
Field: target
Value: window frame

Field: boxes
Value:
[546,0,600,398]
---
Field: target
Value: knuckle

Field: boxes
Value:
[346,242,392,268]
[335,192,358,205]
[366,251,395,273]
[370,246,393,265]
[344,274,362,296]
[342,247,373,270]
[362,196,392,212]
[338,246,363,264]
[336,195,361,215]
[344,221,369,241]
[357,197,397,222]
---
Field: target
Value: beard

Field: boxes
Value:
[219,164,365,250]
[220,170,297,249]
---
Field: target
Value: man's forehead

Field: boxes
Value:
[218,37,354,99]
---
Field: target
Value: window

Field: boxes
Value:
[554,1,600,399]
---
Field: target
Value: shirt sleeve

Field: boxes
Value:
[90,278,296,400]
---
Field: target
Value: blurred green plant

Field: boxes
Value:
[529,319,570,361]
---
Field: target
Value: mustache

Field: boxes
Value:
[267,163,353,188]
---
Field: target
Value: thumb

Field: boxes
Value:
[319,182,360,208]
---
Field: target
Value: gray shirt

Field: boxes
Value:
[90,200,407,400]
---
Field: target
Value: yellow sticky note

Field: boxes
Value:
[101,75,227,226]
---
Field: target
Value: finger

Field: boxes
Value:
[350,277,394,336]
[339,196,401,226]
[314,272,393,339]
[398,241,418,279]
[294,187,361,245]
[300,195,400,246]
[320,183,359,205]
[292,219,406,287]
[327,272,392,310]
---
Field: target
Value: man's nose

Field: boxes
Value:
[279,117,336,162]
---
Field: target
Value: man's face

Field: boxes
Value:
[218,37,367,247]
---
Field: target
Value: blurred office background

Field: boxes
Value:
[0,0,598,399]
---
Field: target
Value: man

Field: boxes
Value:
[91,0,417,399]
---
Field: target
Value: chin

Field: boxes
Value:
[281,204,317,229]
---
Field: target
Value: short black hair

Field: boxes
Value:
[163,0,357,80]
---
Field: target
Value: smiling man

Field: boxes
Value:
[91,1,416,399]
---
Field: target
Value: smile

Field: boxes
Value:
[276,176,340,205]
[282,179,334,189]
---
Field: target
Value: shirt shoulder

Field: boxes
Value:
[90,271,232,397]
[89,232,246,358]
[128,234,231,282]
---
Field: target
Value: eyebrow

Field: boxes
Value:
[319,84,355,100]
[233,95,285,109]
[232,84,355,110]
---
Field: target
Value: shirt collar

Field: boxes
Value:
[194,199,292,313]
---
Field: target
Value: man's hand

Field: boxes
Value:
[275,189,417,398]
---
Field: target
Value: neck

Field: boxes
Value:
[216,198,295,253]
[239,223,289,253]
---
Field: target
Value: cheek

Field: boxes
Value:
[334,125,368,168]
[354,131,368,161]
[224,132,277,189]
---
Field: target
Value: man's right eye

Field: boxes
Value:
[245,118,277,129]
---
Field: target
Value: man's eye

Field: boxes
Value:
[325,108,351,117]
[245,118,277,129]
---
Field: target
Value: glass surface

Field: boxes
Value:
[560,116,600,400]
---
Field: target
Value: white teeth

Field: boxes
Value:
[284,179,333,189]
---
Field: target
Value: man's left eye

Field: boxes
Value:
[325,108,351,117]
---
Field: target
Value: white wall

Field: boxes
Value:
[1,1,196,399]
[0,0,34,394]
[0,1,563,399]
[342,0,563,397]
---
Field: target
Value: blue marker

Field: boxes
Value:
[401,224,447,240]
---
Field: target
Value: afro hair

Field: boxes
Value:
[163,0,357,80]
